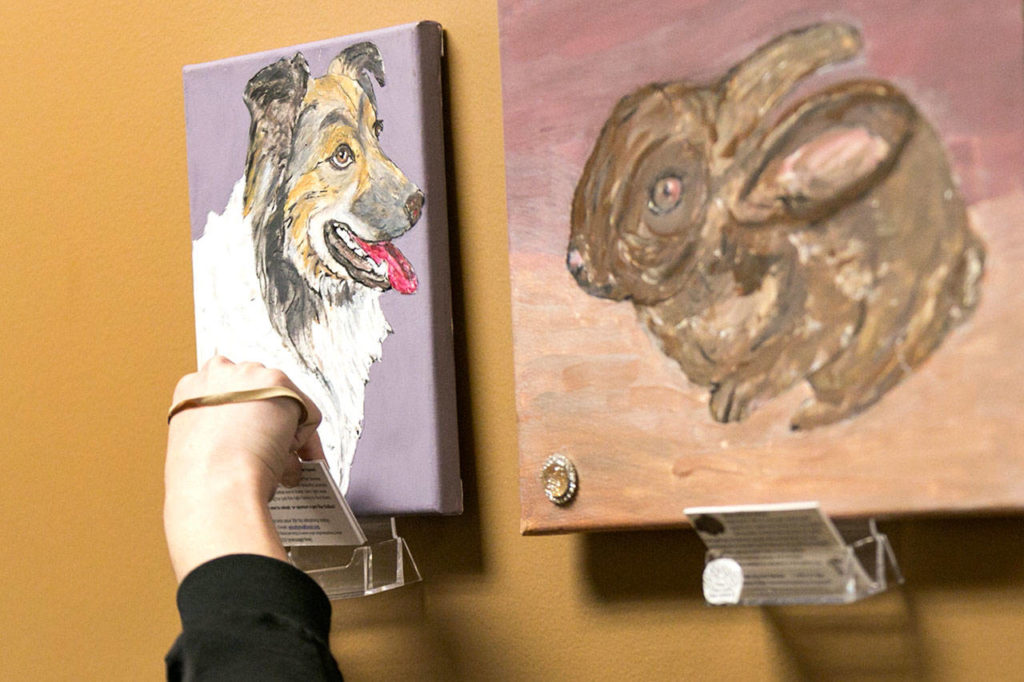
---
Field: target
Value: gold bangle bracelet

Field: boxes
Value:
[167,387,313,427]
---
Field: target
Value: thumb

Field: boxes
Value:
[296,430,326,462]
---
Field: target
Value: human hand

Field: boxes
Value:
[167,356,324,496]
[164,356,324,581]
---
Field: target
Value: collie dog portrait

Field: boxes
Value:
[192,42,423,492]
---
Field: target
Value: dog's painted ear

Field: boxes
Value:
[242,53,310,223]
[328,42,386,108]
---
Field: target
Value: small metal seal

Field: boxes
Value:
[540,454,578,506]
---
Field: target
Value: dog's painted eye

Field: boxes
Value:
[373,120,384,139]
[329,144,354,170]
[648,174,684,214]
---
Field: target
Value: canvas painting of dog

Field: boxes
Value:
[184,23,461,515]
[498,0,1024,533]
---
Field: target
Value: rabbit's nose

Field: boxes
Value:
[567,247,584,274]
[567,247,588,283]
[568,248,618,298]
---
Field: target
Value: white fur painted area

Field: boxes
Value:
[192,178,390,493]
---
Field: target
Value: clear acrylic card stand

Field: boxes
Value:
[685,502,903,606]
[286,517,421,600]
[270,461,422,600]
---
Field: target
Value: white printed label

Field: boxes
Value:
[703,558,744,605]
[269,460,366,547]
[685,502,869,603]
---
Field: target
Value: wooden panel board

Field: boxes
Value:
[498,0,1024,533]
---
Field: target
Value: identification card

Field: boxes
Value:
[270,460,366,547]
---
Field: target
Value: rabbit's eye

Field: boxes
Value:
[649,175,683,214]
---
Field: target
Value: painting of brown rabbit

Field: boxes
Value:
[568,23,984,431]
[499,0,1024,533]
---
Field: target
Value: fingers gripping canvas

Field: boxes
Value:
[498,1,1024,533]
[184,22,461,515]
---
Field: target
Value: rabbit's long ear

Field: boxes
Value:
[732,81,915,224]
[242,53,310,225]
[717,23,862,158]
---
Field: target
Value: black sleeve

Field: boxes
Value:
[166,554,343,681]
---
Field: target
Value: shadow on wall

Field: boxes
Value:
[895,515,1024,589]
[330,582,462,679]
[764,591,929,679]
[761,517,1024,679]
[577,516,1024,678]
[579,529,708,601]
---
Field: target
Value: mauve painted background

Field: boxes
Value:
[183,22,461,515]
[499,0,1024,532]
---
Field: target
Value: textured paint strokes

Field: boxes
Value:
[194,42,424,492]
[567,23,985,429]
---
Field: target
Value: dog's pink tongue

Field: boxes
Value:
[357,238,418,294]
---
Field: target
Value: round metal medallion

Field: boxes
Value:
[540,453,578,506]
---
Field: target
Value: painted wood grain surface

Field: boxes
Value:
[498,0,1024,533]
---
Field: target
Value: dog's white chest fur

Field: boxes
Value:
[192,178,389,493]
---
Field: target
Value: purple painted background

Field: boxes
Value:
[182,22,461,515]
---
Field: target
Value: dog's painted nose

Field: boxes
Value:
[405,191,425,226]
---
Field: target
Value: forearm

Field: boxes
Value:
[164,358,341,679]
[165,487,287,583]
[164,440,287,582]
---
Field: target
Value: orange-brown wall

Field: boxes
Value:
[3,1,1023,679]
